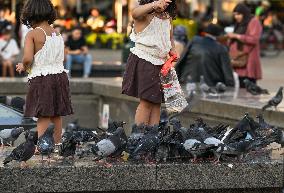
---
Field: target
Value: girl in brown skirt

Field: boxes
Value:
[16,0,73,144]
[122,0,179,125]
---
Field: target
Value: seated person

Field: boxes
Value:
[176,24,235,87]
[65,27,93,78]
[0,28,20,77]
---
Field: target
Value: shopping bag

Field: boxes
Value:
[160,54,188,113]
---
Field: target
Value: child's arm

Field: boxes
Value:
[132,0,172,20]
[16,31,34,73]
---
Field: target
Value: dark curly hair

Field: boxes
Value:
[21,0,56,28]
[139,0,177,19]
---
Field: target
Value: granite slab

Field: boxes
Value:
[0,162,156,193]
[156,162,283,190]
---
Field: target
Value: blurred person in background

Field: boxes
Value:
[0,7,11,36]
[255,0,270,23]
[87,8,105,32]
[0,28,20,77]
[65,27,93,78]
[176,24,234,87]
[227,3,262,88]
[173,25,188,58]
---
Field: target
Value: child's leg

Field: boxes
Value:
[2,61,7,77]
[37,117,51,138]
[135,99,153,125]
[50,116,62,144]
[6,60,15,77]
[149,103,161,126]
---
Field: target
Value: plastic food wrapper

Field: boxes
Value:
[160,54,188,113]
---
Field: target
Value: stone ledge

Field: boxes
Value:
[156,162,283,190]
[0,163,156,193]
[0,161,282,193]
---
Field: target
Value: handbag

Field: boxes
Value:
[230,43,254,68]
[230,50,249,68]
[160,54,188,113]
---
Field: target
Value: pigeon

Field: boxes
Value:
[37,124,55,162]
[159,109,169,134]
[215,82,227,93]
[73,130,99,144]
[126,124,145,155]
[65,121,100,144]
[3,131,36,168]
[155,142,170,162]
[183,138,212,163]
[131,125,160,162]
[168,118,190,158]
[0,127,24,147]
[214,138,263,162]
[223,113,256,144]
[25,130,38,145]
[87,127,127,159]
[169,118,189,141]
[107,119,126,134]
[59,131,77,159]
[262,87,283,111]
[256,114,271,130]
[243,79,269,95]
[199,76,217,95]
[65,120,79,131]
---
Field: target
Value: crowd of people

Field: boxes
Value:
[0,3,119,78]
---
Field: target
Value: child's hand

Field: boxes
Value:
[154,0,172,12]
[169,50,180,62]
[16,63,25,74]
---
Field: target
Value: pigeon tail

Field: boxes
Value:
[262,104,271,111]
[3,156,13,165]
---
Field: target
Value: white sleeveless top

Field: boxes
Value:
[129,16,172,65]
[27,27,68,80]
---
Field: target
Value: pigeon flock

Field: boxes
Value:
[1,112,283,167]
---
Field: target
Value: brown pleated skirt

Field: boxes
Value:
[122,53,163,104]
[24,72,74,118]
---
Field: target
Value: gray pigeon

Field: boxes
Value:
[183,138,213,163]
[243,79,269,95]
[37,124,55,161]
[3,131,36,167]
[262,87,283,111]
[0,127,24,147]
[199,76,217,95]
[88,127,127,159]
[215,82,227,93]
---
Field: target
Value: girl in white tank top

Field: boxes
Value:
[122,0,179,127]
[16,0,73,162]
